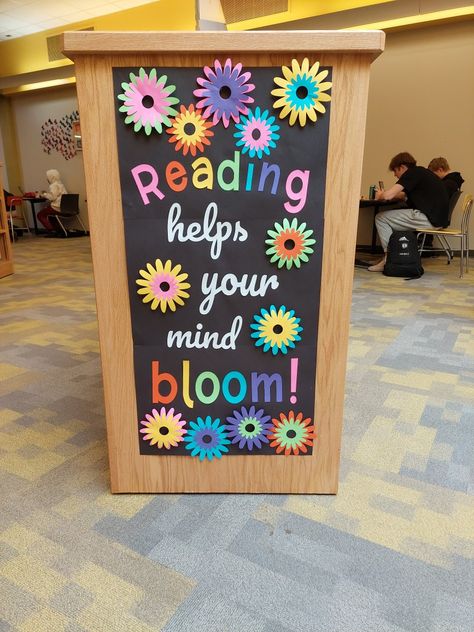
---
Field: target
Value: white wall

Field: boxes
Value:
[359,19,474,246]
[11,86,88,227]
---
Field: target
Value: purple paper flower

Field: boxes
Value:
[225,406,272,450]
[194,58,255,128]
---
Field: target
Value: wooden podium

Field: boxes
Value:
[62,31,384,493]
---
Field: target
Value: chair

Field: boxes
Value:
[418,194,473,278]
[6,195,30,241]
[48,193,87,237]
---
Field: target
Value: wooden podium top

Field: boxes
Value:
[62,30,385,61]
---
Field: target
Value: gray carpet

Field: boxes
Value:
[0,235,473,631]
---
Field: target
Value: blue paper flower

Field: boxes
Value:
[233,107,280,159]
[225,405,272,450]
[250,305,302,355]
[184,416,230,461]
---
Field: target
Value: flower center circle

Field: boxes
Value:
[183,122,196,136]
[245,423,255,433]
[286,429,297,439]
[159,426,169,435]
[284,238,295,251]
[296,85,308,100]
[273,324,283,334]
[160,281,170,292]
[202,434,212,444]
[142,95,155,109]
[219,85,232,100]
[251,128,261,140]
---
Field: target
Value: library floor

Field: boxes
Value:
[0,236,473,632]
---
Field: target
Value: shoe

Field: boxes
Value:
[367,258,386,272]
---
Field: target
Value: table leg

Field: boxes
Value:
[371,208,377,252]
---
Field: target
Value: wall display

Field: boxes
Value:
[40,110,79,160]
[113,59,331,460]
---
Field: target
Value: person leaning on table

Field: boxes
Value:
[367,152,450,272]
[37,169,67,233]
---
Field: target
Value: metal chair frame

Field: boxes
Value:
[7,196,30,241]
[418,194,473,278]
[47,193,87,237]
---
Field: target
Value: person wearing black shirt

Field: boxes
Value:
[427,156,464,199]
[368,152,449,272]
[423,157,464,251]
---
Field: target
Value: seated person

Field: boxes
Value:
[37,169,67,232]
[428,156,464,200]
[368,152,449,272]
[424,157,464,250]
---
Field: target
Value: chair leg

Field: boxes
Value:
[8,215,14,241]
[466,234,469,273]
[55,216,68,237]
[436,234,453,264]
[418,233,427,252]
[21,208,31,234]
[76,216,87,233]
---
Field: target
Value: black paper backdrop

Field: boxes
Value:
[113,64,331,455]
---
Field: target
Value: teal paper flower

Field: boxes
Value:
[271,58,331,127]
[250,305,302,355]
[183,416,230,461]
[233,107,280,159]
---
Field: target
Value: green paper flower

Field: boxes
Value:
[265,217,315,269]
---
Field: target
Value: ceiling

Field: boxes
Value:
[0,0,158,40]
[1,0,473,42]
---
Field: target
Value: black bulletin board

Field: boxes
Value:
[113,63,331,458]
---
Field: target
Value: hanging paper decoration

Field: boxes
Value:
[269,411,315,455]
[40,110,79,160]
[250,305,303,355]
[225,406,273,450]
[183,416,230,461]
[117,68,179,135]
[265,218,316,269]
[166,103,214,156]
[271,58,332,126]
[136,259,190,312]
[194,58,255,128]
[140,407,187,449]
[233,107,280,159]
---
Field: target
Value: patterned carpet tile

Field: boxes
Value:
[0,237,473,631]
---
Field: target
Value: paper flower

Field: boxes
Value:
[183,416,230,461]
[194,58,255,128]
[250,305,302,355]
[271,58,332,126]
[136,259,190,313]
[233,107,280,159]
[269,411,315,455]
[117,67,179,135]
[140,407,187,449]
[225,405,273,450]
[166,103,214,156]
[265,217,316,269]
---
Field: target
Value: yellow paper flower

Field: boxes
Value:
[271,58,332,126]
[136,259,190,313]
[140,407,187,449]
